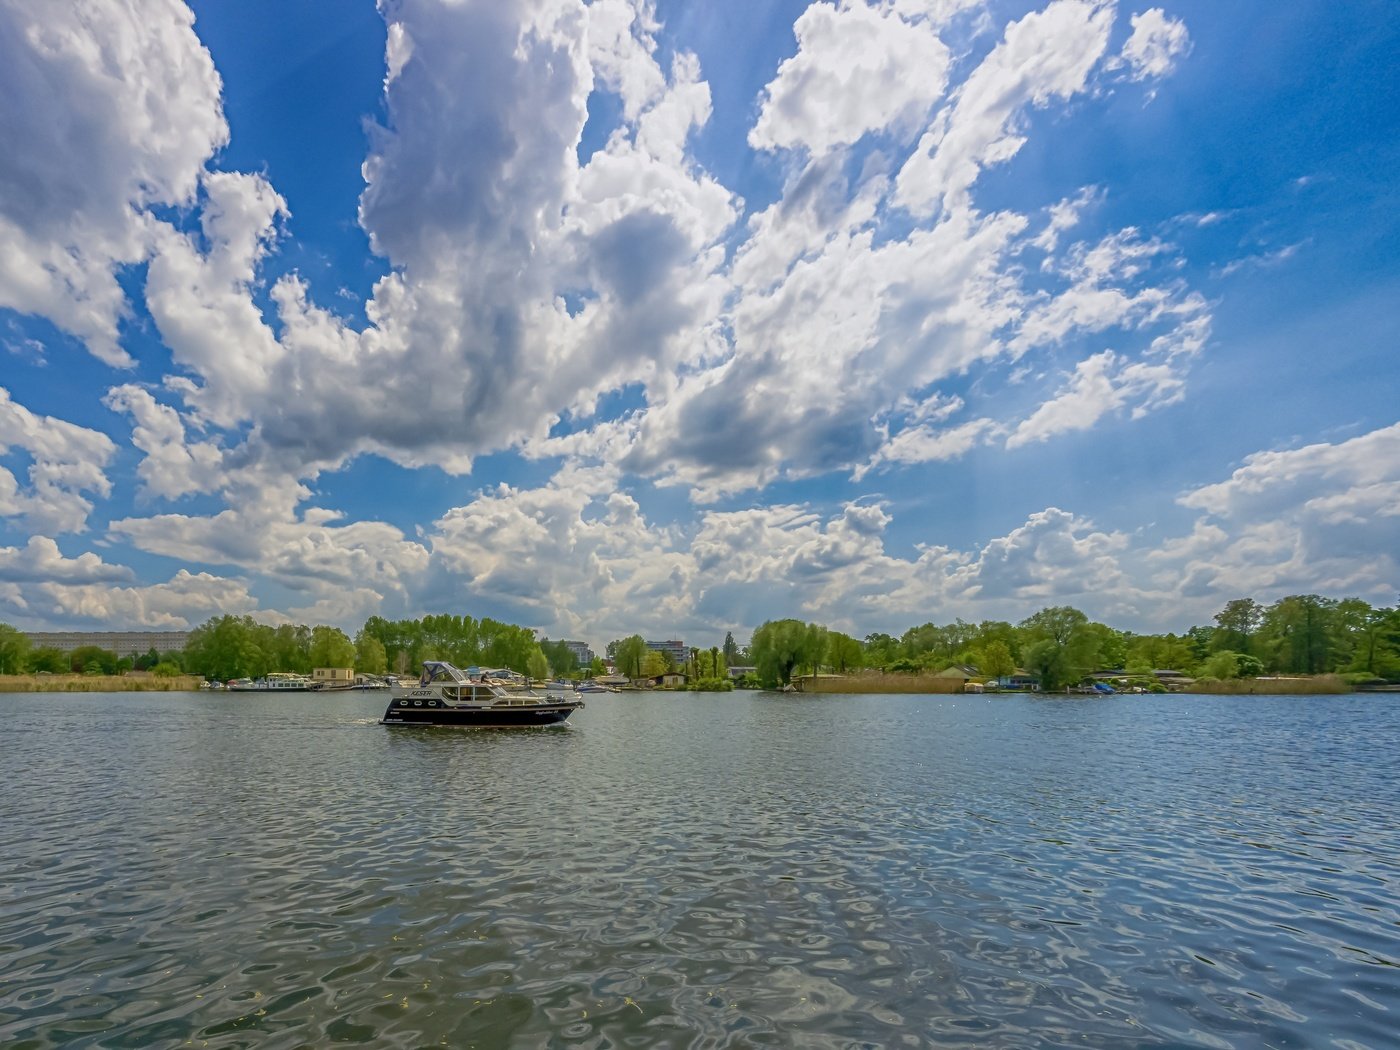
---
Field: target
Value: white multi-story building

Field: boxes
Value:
[645,639,689,668]
[23,631,189,657]
[562,640,594,666]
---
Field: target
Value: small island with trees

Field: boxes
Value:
[0,592,1396,695]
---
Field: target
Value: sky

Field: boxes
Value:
[1,0,1397,651]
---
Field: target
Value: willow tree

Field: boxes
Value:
[752,619,825,688]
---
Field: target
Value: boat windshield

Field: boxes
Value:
[419,661,469,684]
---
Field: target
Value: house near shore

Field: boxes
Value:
[313,667,354,687]
[997,669,1041,690]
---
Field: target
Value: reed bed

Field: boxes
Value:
[0,674,204,693]
[801,673,966,694]
[1182,675,1350,695]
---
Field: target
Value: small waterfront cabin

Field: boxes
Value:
[313,667,354,688]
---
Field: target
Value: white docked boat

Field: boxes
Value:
[226,672,313,692]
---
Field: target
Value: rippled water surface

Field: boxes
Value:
[3,690,1399,1048]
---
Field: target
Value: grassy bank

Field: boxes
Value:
[1182,675,1350,695]
[800,673,965,695]
[0,674,204,693]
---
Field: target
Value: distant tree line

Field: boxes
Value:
[2,593,1396,689]
[741,594,1400,689]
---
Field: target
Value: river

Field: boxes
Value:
[2,689,1398,1047]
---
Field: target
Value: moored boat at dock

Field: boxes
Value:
[227,672,313,691]
[382,661,584,728]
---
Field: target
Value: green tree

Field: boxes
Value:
[152,661,182,678]
[354,631,388,675]
[973,620,1020,663]
[1213,598,1263,654]
[826,631,864,673]
[0,624,31,675]
[1200,650,1242,680]
[752,619,825,688]
[1259,595,1338,673]
[69,645,117,675]
[1018,607,1106,686]
[613,635,648,679]
[863,632,899,668]
[184,615,251,680]
[29,647,67,674]
[977,639,1016,681]
[309,625,356,668]
[1019,606,1088,647]
[722,631,739,665]
[538,638,580,676]
[1024,638,1073,691]
[527,648,550,682]
[641,649,668,679]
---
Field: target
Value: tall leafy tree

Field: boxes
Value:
[722,631,739,666]
[613,635,648,679]
[354,631,388,675]
[537,638,580,676]
[309,626,356,667]
[1259,595,1338,673]
[826,631,864,673]
[527,648,550,681]
[1018,607,1120,685]
[0,623,31,675]
[752,619,825,687]
[977,639,1015,680]
[863,632,899,668]
[1213,598,1264,654]
[69,645,117,675]
[29,647,68,674]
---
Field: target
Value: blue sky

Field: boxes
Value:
[1,0,1397,650]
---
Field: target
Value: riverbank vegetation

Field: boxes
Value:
[739,594,1400,689]
[2,592,1395,693]
[0,673,204,693]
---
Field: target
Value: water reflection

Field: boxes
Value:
[2,690,1398,1047]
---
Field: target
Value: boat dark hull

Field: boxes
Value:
[381,702,581,728]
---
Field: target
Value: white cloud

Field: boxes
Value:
[0,0,226,365]
[6,0,1319,644]
[0,536,133,585]
[102,385,223,501]
[17,569,262,630]
[895,0,1114,218]
[1007,349,1187,447]
[965,506,1130,602]
[144,171,288,431]
[0,387,116,534]
[1128,424,1400,612]
[1031,186,1103,254]
[1216,241,1305,278]
[586,0,666,122]
[858,417,1000,477]
[1117,8,1190,80]
[750,1,952,156]
[109,498,430,601]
